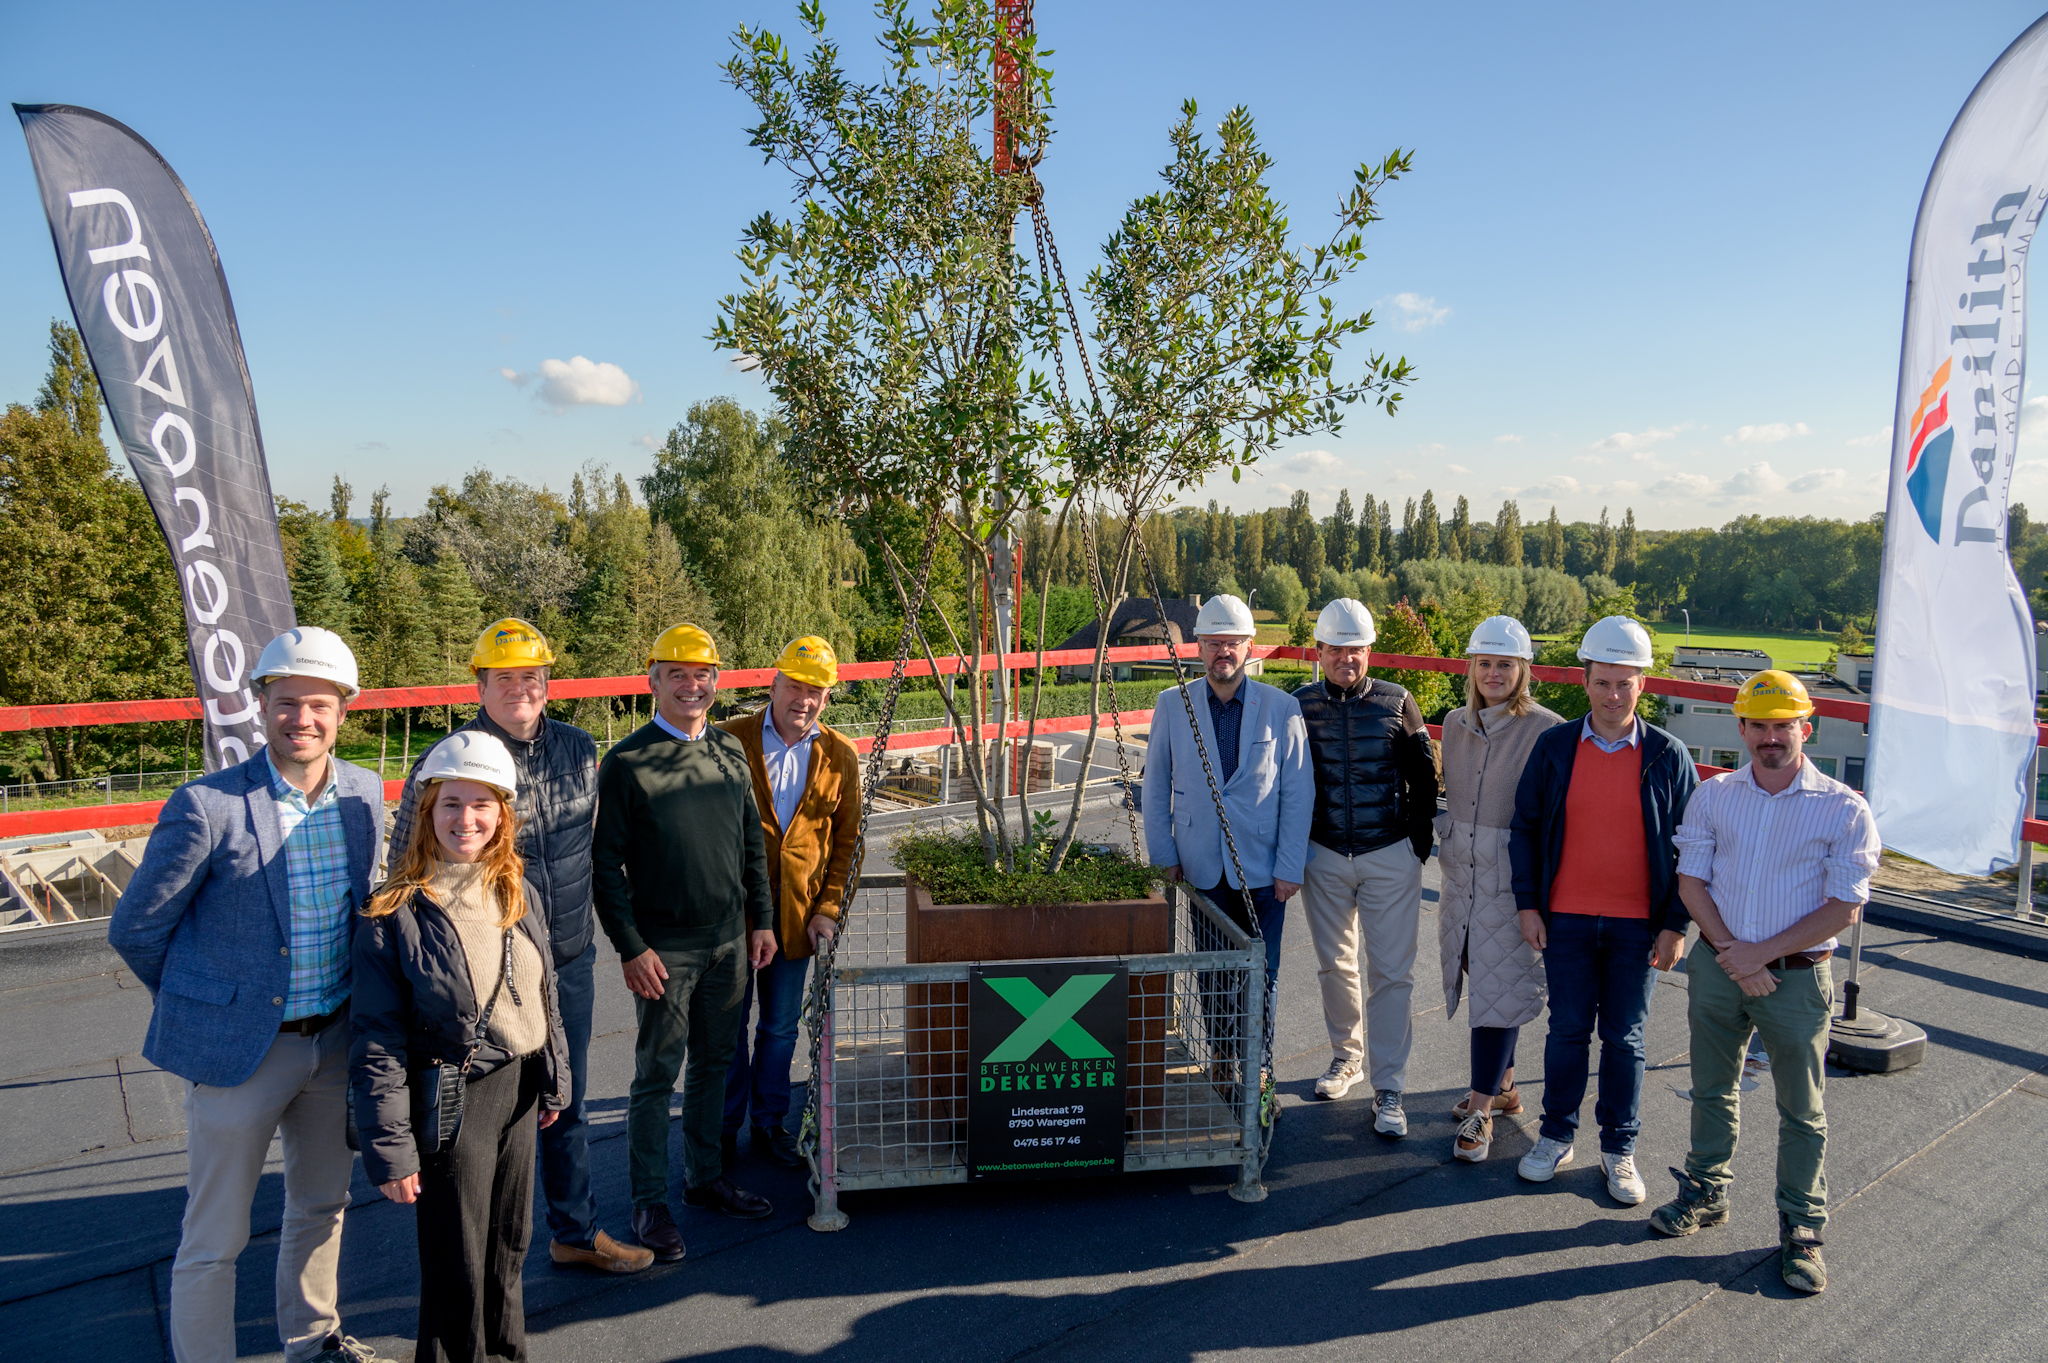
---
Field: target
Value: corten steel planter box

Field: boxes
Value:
[903,877,1172,1133]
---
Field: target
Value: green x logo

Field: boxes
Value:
[982,974,1115,1062]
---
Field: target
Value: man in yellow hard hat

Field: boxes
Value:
[1654,669,1880,1296]
[593,624,777,1263]
[717,636,862,1168]
[388,618,653,1274]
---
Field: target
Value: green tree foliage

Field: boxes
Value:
[1327,489,1355,574]
[642,399,851,668]
[1237,510,1267,585]
[1447,494,1471,562]
[1543,505,1566,569]
[1256,562,1308,623]
[287,514,354,637]
[1358,493,1381,570]
[1285,490,1324,586]
[1493,498,1523,567]
[1616,506,1639,583]
[1413,489,1440,560]
[0,324,185,780]
[1367,598,1454,717]
[1520,566,1589,633]
[1398,559,1527,618]
[405,469,582,625]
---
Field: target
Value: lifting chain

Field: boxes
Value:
[1031,192,1270,1131]
[799,505,945,1207]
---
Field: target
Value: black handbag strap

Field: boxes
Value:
[459,929,517,1075]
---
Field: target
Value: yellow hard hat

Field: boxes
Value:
[648,623,721,668]
[774,635,840,688]
[470,618,556,673]
[1732,669,1814,720]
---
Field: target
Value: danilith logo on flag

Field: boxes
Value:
[1904,356,1955,542]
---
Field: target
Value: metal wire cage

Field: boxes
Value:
[801,872,1270,1229]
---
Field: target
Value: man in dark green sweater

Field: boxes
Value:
[594,623,777,1262]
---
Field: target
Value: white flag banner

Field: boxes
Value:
[1869,16,2048,876]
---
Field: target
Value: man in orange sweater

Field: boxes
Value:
[718,636,862,1169]
[1508,617,1699,1205]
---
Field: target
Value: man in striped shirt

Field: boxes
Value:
[1651,670,1881,1297]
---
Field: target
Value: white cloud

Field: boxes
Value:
[1281,448,1342,474]
[1788,467,1847,493]
[1727,421,1811,445]
[1845,424,1893,448]
[1721,461,1789,497]
[1571,454,1605,467]
[632,432,660,452]
[1518,474,1585,501]
[1445,463,1470,476]
[1590,426,1681,453]
[2023,395,2048,435]
[1386,468,1418,483]
[503,355,642,408]
[1386,292,1450,331]
[1651,472,1714,498]
[1493,433,1523,445]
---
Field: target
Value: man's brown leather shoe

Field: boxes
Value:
[551,1230,657,1274]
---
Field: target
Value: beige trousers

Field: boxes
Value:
[1299,838,1422,1092]
[172,1023,353,1363]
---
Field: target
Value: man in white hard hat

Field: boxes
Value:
[1143,594,1313,1081]
[1509,615,1699,1206]
[109,627,391,1363]
[387,619,650,1274]
[1291,599,1438,1138]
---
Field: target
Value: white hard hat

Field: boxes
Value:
[1313,598,1376,647]
[1576,615,1653,669]
[1466,615,1534,660]
[1194,593,1256,637]
[250,626,361,701]
[414,730,519,797]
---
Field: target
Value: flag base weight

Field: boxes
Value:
[1828,1008,1927,1073]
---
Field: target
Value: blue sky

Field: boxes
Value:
[4,1,2047,530]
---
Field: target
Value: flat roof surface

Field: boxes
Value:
[3,798,2043,1362]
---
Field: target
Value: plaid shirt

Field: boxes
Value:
[268,755,354,1019]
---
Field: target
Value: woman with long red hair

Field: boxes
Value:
[350,732,569,1363]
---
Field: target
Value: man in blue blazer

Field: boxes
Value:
[110,627,388,1363]
[1143,594,1314,1058]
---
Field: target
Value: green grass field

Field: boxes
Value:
[1646,621,1840,672]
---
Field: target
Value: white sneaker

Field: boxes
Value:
[1603,1151,1647,1204]
[1517,1135,1575,1182]
[1452,1111,1493,1163]
[1371,1089,1408,1138]
[1313,1056,1362,1100]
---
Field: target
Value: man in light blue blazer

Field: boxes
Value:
[1142,593,1314,1000]
[110,627,388,1363]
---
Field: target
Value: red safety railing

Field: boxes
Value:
[4,643,2044,844]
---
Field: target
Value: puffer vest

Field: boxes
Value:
[1293,677,1415,855]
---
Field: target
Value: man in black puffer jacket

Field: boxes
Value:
[1293,600,1439,1139]
[389,618,651,1274]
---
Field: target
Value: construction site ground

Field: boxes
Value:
[1,788,2043,1362]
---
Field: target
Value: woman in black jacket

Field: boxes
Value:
[351,732,570,1363]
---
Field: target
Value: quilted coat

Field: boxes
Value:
[1436,701,1563,1028]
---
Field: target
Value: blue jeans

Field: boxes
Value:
[722,947,810,1134]
[1538,912,1656,1155]
[541,942,597,1245]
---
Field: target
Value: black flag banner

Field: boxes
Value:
[15,105,296,771]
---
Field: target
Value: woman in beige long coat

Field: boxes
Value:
[1436,615,1562,1163]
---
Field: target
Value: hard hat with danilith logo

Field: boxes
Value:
[648,623,722,668]
[471,617,556,673]
[1733,669,1814,721]
[775,636,840,688]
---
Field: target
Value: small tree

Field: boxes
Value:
[1257,563,1308,624]
[718,1,1412,872]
